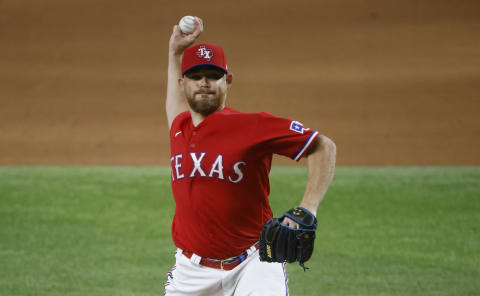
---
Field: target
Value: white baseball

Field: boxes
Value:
[179,16,197,34]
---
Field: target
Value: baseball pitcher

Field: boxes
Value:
[164,17,336,295]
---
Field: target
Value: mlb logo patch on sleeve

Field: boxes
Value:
[290,121,306,134]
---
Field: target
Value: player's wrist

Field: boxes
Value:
[298,204,317,217]
[169,46,184,57]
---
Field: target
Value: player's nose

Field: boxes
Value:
[199,76,209,86]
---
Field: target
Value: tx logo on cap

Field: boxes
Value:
[196,46,214,61]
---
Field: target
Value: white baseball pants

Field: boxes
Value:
[164,248,289,296]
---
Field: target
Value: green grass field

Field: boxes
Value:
[1,167,479,296]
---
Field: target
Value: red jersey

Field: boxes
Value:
[169,107,319,259]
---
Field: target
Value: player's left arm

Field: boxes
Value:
[300,135,336,214]
[283,135,336,226]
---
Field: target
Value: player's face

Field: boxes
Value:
[181,66,229,116]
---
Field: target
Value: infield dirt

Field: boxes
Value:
[1,0,479,165]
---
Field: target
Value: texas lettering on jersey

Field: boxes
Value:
[170,152,246,183]
[168,107,320,259]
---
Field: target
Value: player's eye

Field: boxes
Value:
[206,73,225,80]
[186,74,203,80]
[186,72,224,81]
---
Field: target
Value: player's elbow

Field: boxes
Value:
[321,135,336,155]
[308,135,336,158]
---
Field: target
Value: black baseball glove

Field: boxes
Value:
[259,206,317,271]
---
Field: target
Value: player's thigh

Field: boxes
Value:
[164,252,223,296]
[234,253,289,296]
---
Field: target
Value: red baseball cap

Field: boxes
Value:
[181,43,228,75]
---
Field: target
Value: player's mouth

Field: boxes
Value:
[195,91,216,98]
[195,90,216,95]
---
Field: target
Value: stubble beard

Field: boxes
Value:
[187,92,222,116]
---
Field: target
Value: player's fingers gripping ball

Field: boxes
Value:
[179,16,197,34]
[259,207,317,271]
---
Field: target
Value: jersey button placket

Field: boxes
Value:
[189,130,198,149]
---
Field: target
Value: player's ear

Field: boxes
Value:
[226,73,233,87]
[178,77,184,88]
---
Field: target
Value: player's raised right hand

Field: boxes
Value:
[169,17,203,56]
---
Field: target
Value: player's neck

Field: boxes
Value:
[190,104,226,127]
[190,112,206,127]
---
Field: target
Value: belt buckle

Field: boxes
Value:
[219,256,235,270]
[218,243,256,270]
